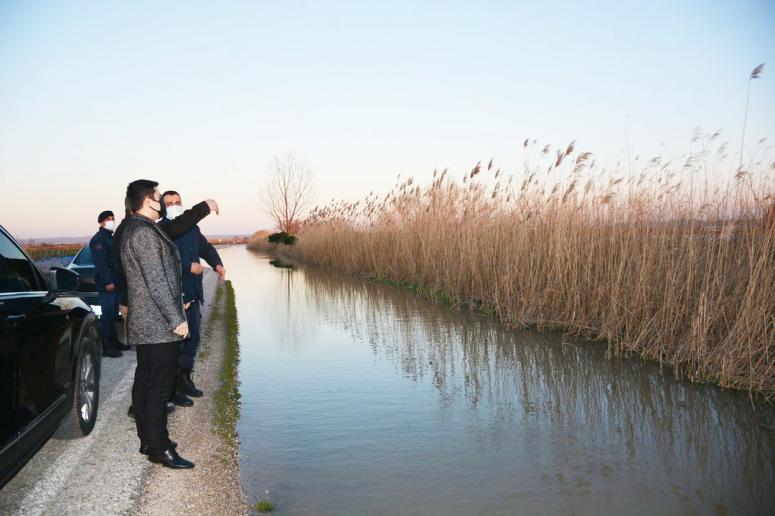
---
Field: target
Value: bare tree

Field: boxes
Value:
[261,154,313,234]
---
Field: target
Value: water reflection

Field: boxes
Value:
[298,264,775,514]
[231,247,775,515]
[269,258,295,270]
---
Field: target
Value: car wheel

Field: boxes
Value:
[56,323,100,439]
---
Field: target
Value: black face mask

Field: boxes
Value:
[150,197,166,219]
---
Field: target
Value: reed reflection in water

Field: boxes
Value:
[224,246,775,516]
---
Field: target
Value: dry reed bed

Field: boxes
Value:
[285,142,775,397]
[24,243,83,260]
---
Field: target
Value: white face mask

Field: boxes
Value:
[166,205,184,220]
[104,220,116,232]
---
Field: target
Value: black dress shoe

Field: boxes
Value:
[182,370,203,398]
[166,402,176,413]
[111,335,130,351]
[140,441,177,455]
[149,448,194,469]
[184,384,203,398]
[101,338,123,358]
[102,347,122,358]
[171,391,194,407]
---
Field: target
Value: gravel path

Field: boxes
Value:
[137,274,247,515]
[0,270,245,515]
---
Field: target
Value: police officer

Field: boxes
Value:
[90,210,129,357]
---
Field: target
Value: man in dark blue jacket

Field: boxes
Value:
[160,191,225,403]
[89,210,130,357]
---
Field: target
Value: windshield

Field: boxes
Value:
[71,245,93,266]
[0,229,45,292]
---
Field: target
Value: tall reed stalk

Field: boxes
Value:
[739,63,765,170]
[279,140,775,398]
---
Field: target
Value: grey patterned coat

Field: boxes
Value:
[119,215,186,345]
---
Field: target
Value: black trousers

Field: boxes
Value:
[132,341,179,454]
[180,301,202,370]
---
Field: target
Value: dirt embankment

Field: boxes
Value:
[137,276,246,515]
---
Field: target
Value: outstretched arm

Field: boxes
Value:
[161,200,215,240]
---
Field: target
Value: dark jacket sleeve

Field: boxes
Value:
[90,234,114,288]
[198,229,223,268]
[113,222,129,306]
[161,201,211,240]
[177,235,194,301]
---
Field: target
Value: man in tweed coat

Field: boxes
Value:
[120,179,194,469]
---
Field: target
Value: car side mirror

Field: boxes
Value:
[48,266,80,294]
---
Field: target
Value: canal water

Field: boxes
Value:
[220,245,775,515]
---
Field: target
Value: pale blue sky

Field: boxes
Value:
[1,0,773,238]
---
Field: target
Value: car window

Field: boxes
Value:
[72,245,93,266]
[0,232,44,292]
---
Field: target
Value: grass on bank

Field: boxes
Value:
[213,280,241,443]
[279,142,775,399]
[253,499,273,513]
[199,280,241,445]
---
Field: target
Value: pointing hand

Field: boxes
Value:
[205,199,220,215]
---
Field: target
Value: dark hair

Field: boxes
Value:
[161,190,180,203]
[126,180,159,213]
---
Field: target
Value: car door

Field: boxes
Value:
[0,291,19,455]
[68,245,96,293]
[0,230,70,460]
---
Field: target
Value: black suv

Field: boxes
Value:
[0,225,101,487]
